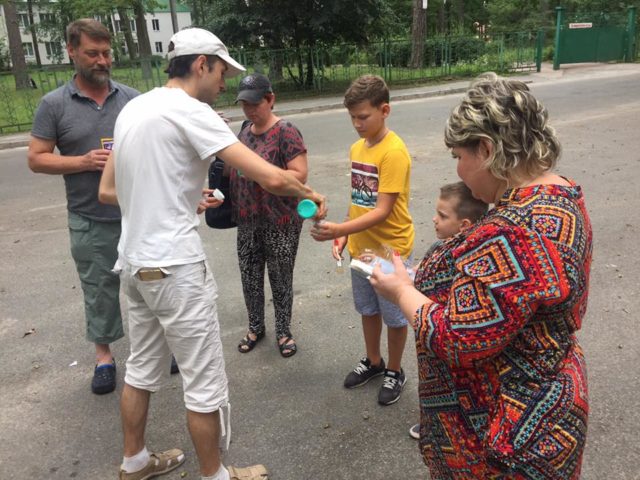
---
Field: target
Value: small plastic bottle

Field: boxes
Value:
[296,199,318,219]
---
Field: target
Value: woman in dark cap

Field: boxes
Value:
[231,73,308,358]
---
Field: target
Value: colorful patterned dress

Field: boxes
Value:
[413,182,592,479]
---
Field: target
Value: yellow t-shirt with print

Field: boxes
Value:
[347,130,414,259]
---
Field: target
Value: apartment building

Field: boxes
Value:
[0,0,192,66]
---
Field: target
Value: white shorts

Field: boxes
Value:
[118,260,228,413]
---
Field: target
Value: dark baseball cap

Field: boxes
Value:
[235,73,273,104]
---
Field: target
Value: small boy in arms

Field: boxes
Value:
[409,181,488,438]
[311,75,415,406]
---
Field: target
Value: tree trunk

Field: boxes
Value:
[104,13,121,63]
[188,0,200,26]
[3,0,30,89]
[27,0,41,67]
[438,3,445,34]
[305,47,314,87]
[456,0,464,31]
[409,0,427,68]
[133,0,153,79]
[117,6,137,60]
[268,45,284,82]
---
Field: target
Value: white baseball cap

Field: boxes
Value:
[167,28,245,78]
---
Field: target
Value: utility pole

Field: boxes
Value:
[169,0,179,33]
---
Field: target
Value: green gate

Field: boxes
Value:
[553,6,637,69]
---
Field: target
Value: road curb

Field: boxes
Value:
[0,64,623,150]
[0,86,471,150]
[0,139,30,150]
[224,85,470,123]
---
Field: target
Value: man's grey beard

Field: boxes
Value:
[76,66,111,87]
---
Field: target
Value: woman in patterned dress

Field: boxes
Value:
[370,73,591,479]
[231,73,308,357]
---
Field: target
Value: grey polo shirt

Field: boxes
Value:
[31,77,139,222]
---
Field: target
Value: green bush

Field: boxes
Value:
[377,36,486,68]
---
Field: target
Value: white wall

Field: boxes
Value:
[0,5,192,67]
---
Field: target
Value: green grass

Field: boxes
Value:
[0,43,539,133]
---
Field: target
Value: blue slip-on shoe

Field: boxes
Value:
[91,360,116,395]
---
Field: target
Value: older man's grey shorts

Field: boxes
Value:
[68,211,123,344]
[350,268,408,328]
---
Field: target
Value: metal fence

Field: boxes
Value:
[1,32,543,133]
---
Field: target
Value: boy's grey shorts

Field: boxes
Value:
[350,267,409,328]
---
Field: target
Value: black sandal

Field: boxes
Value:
[238,331,265,353]
[278,336,297,358]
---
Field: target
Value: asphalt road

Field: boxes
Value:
[1,65,639,479]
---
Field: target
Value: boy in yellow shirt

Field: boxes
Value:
[312,75,414,405]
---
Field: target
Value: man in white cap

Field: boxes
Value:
[99,28,325,480]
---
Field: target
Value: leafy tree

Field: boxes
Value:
[2,0,30,88]
[486,0,554,32]
[133,0,153,78]
[0,37,10,70]
[202,0,390,87]
[116,4,138,60]
[410,0,427,68]
[26,0,42,66]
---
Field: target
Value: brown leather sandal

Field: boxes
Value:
[228,464,269,479]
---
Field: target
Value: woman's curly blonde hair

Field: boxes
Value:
[444,72,561,183]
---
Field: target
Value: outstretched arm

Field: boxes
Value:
[310,192,397,241]
[217,142,325,216]
[98,152,118,206]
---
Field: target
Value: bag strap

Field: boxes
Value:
[240,119,251,135]
[208,158,225,190]
[209,120,251,189]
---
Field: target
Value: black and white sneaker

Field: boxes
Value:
[378,368,406,405]
[343,357,386,389]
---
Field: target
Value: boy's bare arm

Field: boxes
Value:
[311,192,398,241]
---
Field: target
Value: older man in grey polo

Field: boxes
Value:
[27,19,139,395]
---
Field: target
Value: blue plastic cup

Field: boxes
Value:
[297,199,318,219]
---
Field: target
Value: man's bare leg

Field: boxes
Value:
[187,409,222,477]
[121,384,150,456]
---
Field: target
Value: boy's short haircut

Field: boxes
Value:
[440,181,488,223]
[344,74,390,109]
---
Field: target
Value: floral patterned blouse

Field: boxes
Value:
[230,120,306,226]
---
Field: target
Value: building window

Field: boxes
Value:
[130,20,137,32]
[152,19,160,31]
[133,43,139,54]
[45,41,62,57]
[22,42,34,57]
[40,13,55,24]
[19,13,31,29]
[155,42,163,53]
[114,20,122,32]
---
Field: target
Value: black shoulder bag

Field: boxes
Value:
[205,121,251,229]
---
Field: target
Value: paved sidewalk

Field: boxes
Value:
[2,62,639,151]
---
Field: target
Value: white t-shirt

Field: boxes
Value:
[113,87,238,267]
